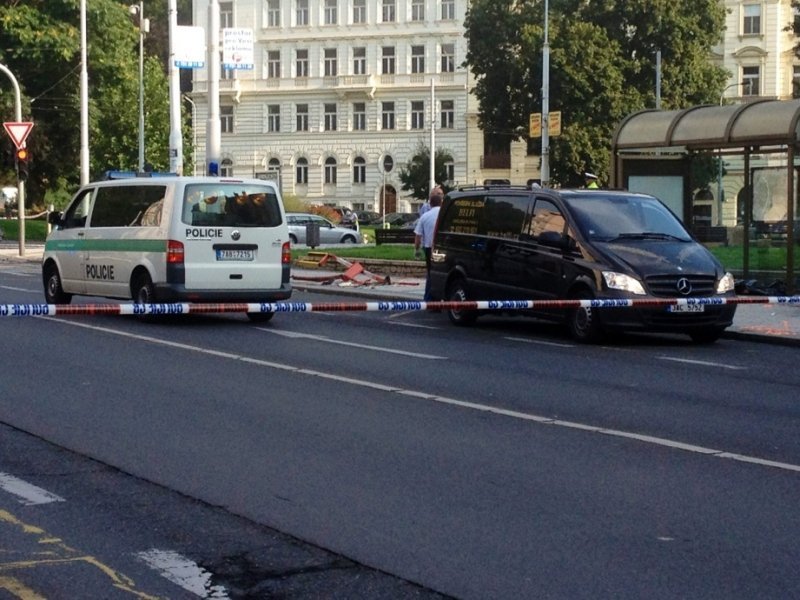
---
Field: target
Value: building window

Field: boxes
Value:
[353,47,366,75]
[445,160,454,183]
[267,104,280,132]
[382,0,396,22]
[268,158,281,180]
[743,4,761,35]
[324,0,337,25]
[220,158,233,177]
[296,0,308,26]
[793,65,800,98]
[324,103,338,131]
[353,157,366,184]
[296,157,308,184]
[441,43,455,73]
[743,66,760,96]
[296,49,309,77]
[382,46,395,74]
[440,100,454,129]
[382,101,395,130]
[411,45,425,74]
[325,157,338,184]
[353,102,366,130]
[296,103,309,131]
[411,101,425,129]
[221,105,234,133]
[441,0,455,20]
[220,2,234,80]
[353,0,366,24]
[267,50,281,78]
[411,0,425,21]
[266,0,280,27]
[324,48,338,77]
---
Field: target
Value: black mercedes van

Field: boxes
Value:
[428,186,737,343]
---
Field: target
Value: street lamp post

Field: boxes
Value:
[717,82,747,224]
[182,95,198,175]
[129,2,148,172]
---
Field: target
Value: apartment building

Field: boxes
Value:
[189,0,473,213]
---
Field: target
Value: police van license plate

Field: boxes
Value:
[667,304,704,313]
[216,249,254,261]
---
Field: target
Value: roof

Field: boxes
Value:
[612,98,800,152]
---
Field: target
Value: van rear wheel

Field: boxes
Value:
[44,264,72,305]
[446,278,477,326]
[132,272,156,305]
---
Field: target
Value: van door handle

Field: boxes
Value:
[272,239,283,246]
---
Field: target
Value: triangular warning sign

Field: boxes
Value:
[3,122,34,150]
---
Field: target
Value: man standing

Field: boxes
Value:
[414,188,443,301]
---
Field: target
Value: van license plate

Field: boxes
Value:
[216,249,254,261]
[667,304,704,313]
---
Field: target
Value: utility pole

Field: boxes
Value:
[168,0,183,174]
[0,63,25,256]
[540,0,550,187]
[206,0,221,175]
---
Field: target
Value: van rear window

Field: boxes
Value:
[183,184,283,227]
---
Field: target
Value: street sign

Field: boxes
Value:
[529,113,542,138]
[3,121,33,150]
[549,111,562,137]
[383,155,394,173]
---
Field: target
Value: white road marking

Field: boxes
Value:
[0,285,35,293]
[390,321,441,330]
[257,327,446,359]
[658,356,747,370]
[505,336,575,348]
[39,317,800,474]
[0,472,65,506]
[136,549,229,598]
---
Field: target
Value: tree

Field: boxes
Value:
[0,0,180,207]
[465,0,728,186]
[398,144,455,200]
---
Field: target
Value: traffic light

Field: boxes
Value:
[15,147,29,181]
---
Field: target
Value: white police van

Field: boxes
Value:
[42,176,292,321]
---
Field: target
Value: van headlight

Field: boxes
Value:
[716,272,735,293]
[602,271,646,295]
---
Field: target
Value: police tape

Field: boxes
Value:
[1,295,799,318]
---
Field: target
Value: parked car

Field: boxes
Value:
[286,213,363,245]
[382,212,418,227]
[329,206,359,230]
[355,210,382,225]
[430,186,737,343]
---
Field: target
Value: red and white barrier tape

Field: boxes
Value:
[1,296,799,318]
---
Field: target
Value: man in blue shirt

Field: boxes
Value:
[414,189,443,301]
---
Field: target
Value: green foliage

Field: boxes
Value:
[0,0,181,206]
[398,143,455,200]
[465,0,728,185]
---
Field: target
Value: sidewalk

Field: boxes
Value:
[2,241,799,346]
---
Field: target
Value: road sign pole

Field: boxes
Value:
[0,62,26,256]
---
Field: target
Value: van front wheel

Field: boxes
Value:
[44,264,72,305]
[567,290,604,343]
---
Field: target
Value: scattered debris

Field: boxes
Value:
[293,252,419,287]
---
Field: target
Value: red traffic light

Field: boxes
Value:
[16,147,29,161]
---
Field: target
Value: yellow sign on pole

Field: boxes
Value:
[548,111,562,137]
[529,113,542,138]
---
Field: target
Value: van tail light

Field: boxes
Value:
[281,241,292,264]
[167,240,185,264]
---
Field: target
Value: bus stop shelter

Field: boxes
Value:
[610,98,799,293]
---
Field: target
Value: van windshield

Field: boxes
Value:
[182,184,283,227]
[563,194,692,243]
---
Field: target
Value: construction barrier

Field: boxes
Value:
[1,295,799,318]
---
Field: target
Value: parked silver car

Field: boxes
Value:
[286,213,363,245]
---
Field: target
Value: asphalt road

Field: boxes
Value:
[1,262,800,599]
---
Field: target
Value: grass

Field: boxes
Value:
[0,219,48,242]
[708,245,791,271]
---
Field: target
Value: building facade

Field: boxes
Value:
[189,0,476,214]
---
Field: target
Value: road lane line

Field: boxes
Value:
[0,576,47,600]
[0,473,65,506]
[38,317,800,474]
[658,356,747,370]
[505,336,575,348]
[136,550,229,599]
[0,285,35,293]
[257,328,447,359]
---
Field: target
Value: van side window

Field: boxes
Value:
[91,185,166,228]
[486,195,530,238]
[437,194,484,235]
[62,189,94,229]
[523,198,566,239]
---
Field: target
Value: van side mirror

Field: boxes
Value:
[538,230,573,251]
[47,211,64,227]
